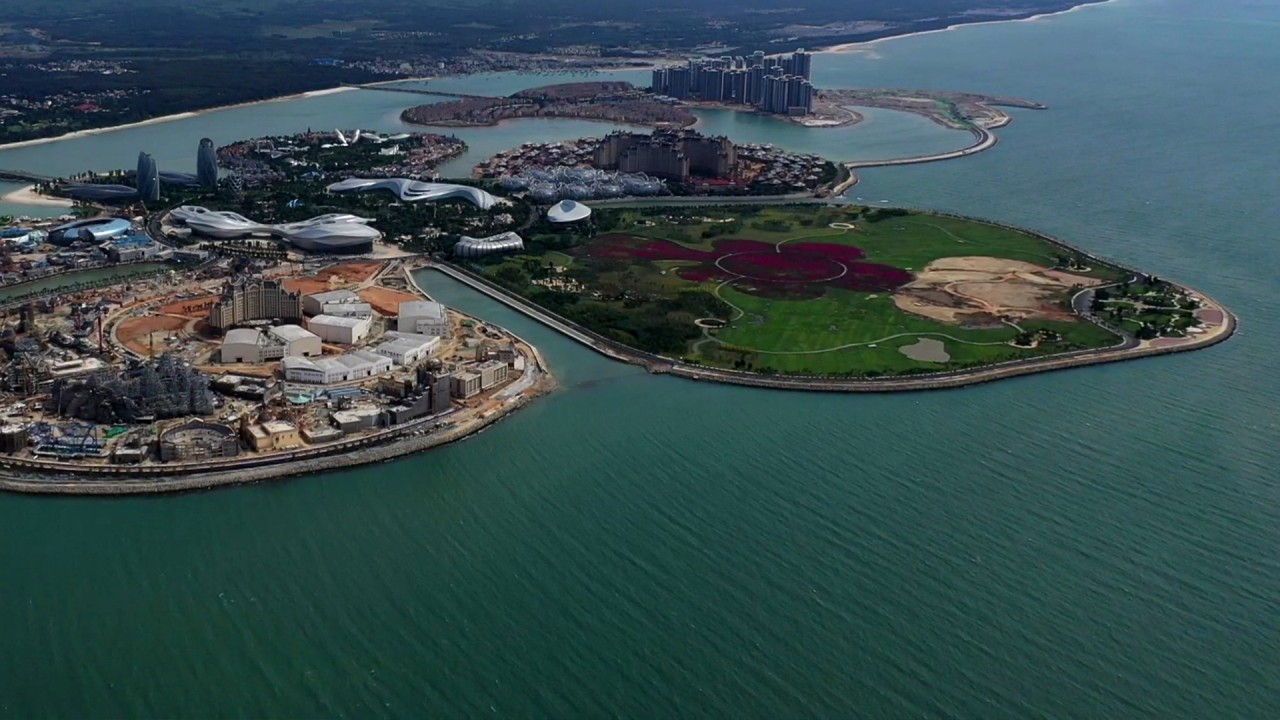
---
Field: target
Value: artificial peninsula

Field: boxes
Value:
[0,66,1234,493]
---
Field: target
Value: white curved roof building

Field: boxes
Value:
[454,231,525,259]
[169,206,379,254]
[326,177,501,210]
[546,200,592,223]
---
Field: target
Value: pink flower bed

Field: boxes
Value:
[577,234,912,300]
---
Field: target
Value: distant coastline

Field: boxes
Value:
[0,1,1123,155]
[0,87,358,153]
[817,0,1120,53]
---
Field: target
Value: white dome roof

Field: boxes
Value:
[547,199,592,223]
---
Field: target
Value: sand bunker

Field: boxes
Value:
[899,337,950,362]
[894,256,1101,324]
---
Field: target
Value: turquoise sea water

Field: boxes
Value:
[3,0,1279,717]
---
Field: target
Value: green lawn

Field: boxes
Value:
[485,205,1128,376]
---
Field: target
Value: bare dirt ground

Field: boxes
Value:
[117,315,193,356]
[358,287,419,317]
[158,294,220,318]
[322,262,383,284]
[893,256,1102,324]
[283,277,339,296]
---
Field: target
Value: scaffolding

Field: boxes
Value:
[49,353,214,424]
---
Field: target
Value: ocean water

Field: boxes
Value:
[3,0,1280,717]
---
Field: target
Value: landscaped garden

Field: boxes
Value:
[472,204,1150,377]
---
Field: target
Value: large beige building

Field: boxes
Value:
[242,420,302,452]
[208,279,303,331]
[593,130,737,180]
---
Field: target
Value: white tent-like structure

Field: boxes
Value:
[453,231,525,259]
[169,206,378,253]
[325,177,500,209]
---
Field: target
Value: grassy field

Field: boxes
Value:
[480,204,1128,377]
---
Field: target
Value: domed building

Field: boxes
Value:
[546,200,592,223]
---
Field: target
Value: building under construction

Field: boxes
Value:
[158,419,240,461]
[48,353,215,424]
[207,278,303,332]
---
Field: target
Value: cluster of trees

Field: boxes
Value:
[486,254,731,355]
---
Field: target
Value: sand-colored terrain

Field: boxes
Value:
[283,276,339,296]
[158,294,220,318]
[358,286,418,316]
[894,256,1102,325]
[116,315,194,356]
[282,262,384,297]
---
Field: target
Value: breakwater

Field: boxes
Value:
[0,380,546,495]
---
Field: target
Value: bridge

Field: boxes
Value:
[344,84,498,101]
[0,169,55,184]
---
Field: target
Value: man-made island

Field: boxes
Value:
[0,135,555,495]
[444,203,1233,390]
[400,81,697,129]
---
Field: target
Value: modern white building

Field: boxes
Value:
[546,199,592,223]
[220,328,285,363]
[321,301,374,318]
[397,300,450,337]
[267,324,322,357]
[308,314,372,345]
[326,177,501,209]
[374,335,440,366]
[282,350,393,384]
[454,231,524,259]
[303,289,360,316]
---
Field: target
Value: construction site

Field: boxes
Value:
[0,256,551,478]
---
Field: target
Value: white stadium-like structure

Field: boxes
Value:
[326,177,501,210]
[169,206,379,254]
[546,199,592,223]
[453,231,525,259]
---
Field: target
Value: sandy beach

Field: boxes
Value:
[0,184,72,208]
[817,0,1120,53]
[0,86,358,153]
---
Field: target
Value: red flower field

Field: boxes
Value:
[579,234,913,300]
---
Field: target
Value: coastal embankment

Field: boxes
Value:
[0,383,546,495]
[431,221,1235,393]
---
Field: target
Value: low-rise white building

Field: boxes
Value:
[321,301,374,318]
[373,335,440,366]
[308,314,372,345]
[220,328,285,363]
[303,289,360,316]
[268,324,322,357]
[397,300,450,337]
[281,350,393,384]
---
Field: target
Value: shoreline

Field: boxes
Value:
[0,382,549,495]
[0,87,358,153]
[0,184,72,208]
[817,0,1121,53]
